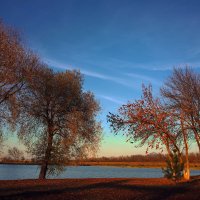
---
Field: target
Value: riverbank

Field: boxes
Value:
[77,161,200,170]
[1,161,200,169]
[0,176,200,200]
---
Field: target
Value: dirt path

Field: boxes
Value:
[0,177,200,200]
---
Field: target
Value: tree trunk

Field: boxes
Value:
[190,115,200,153]
[39,127,53,179]
[193,128,200,153]
[183,159,190,180]
[164,132,184,167]
[183,135,190,180]
[181,118,190,180]
[165,140,174,168]
[39,162,48,179]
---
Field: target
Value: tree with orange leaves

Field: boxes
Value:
[107,85,184,178]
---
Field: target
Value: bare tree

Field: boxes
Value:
[18,67,101,179]
[161,67,200,180]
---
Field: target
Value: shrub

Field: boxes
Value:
[162,150,184,181]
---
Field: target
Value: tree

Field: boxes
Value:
[161,67,200,151]
[107,85,184,176]
[161,67,200,180]
[17,67,101,179]
[0,20,39,144]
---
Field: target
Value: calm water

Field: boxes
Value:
[0,164,200,180]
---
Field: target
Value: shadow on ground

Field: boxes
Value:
[0,177,200,200]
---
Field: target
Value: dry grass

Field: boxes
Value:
[76,161,200,169]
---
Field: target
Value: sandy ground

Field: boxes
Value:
[0,177,200,200]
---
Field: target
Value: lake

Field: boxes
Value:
[0,164,200,180]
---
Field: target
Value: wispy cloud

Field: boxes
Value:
[45,58,73,70]
[99,95,125,105]
[151,62,200,71]
[45,58,135,88]
[151,66,172,71]
[125,72,162,86]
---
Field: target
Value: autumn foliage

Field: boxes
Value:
[107,83,196,180]
[0,20,102,179]
[108,85,179,154]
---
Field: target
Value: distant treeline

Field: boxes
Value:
[83,153,200,163]
[1,153,200,164]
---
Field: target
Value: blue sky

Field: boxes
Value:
[1,0,200,156]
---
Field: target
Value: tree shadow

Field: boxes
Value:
[0,178,198,200]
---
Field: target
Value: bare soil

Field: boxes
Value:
[0,176,200,200]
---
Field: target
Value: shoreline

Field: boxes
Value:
[1,161,200,170]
